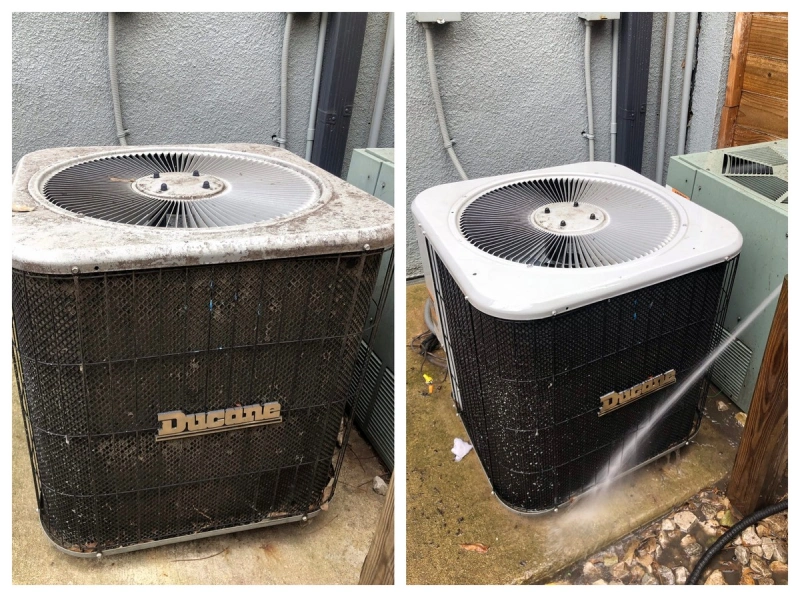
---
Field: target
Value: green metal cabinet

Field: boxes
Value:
[666,140,787,411]
[346,148,394,469]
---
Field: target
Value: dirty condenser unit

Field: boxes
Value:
[12,145,393,555]
[413,162,741,513]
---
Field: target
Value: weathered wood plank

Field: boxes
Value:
[727,277,787,515]
[737,91,788,138]
[732,125,783,147]
[748,14,788,59]
[359,473,394,585]
[717,13,752,148]
[742,54,788,99]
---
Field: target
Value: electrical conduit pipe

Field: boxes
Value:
[610,18,619,162]
[108,13,128,146]
[423,23,468,181]
[655,12,676,185]
[368,13,394,148]
[278,13,293,149]
[305,13,328,160]
[583,20,595,161]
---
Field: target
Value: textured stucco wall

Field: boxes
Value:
[686,12,735,153]
[406,12,733,277]
[12,12,394,176]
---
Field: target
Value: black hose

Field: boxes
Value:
[687,499,788,585]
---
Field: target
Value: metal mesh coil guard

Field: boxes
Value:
[12,251,382,552]
[428,242,737,512]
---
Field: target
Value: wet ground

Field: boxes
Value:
[551,487,788,585]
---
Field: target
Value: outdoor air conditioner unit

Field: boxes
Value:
[666,139,788,412]
[412,162,741,513]
[11,144,393,556]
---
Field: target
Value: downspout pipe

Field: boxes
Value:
[677,12,699,156]
[279,13,293,149]
[305,12,328,160]
[655,12,676,185]
[610,19,619,163]
[423,23,468,181]
[368,13,394,148]
[582,20,595,161]
[107,13,128,146]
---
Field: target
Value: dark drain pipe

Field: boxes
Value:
[310,12,368,176]
[614,12,652,170]
[687,500,788,585]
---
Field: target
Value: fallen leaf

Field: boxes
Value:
[12,204,35,212]
[460,542,489,553]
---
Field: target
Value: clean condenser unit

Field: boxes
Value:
[12,144,394,555]
[413,162,741,513]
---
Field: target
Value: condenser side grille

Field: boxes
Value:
[725,175,788,202]
[12,251,382,552]
[709,325,753,403]
[430,251,737,512]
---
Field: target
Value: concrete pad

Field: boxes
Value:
[405,281,743,585]
[12,374,388,585]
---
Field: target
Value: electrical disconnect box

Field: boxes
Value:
[578,12,620,21]
[416,13,462,23]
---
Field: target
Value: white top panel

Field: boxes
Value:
[412,162,742,320]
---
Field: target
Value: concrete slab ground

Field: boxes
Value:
[12,375,388,585]
[405,281,744,585]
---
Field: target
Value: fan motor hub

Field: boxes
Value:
[531,202,608,234]
[133,172,227,200]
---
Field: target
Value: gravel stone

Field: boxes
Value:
[674,566,688,585]
[673,511,698,531]
[749,554,771,577]
[704,570,726,585]
[734,545,749,566]
[641,573,658,585]
[741,526,762,546]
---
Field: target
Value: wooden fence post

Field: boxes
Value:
[727,276,788,514]
[359,473,394,585]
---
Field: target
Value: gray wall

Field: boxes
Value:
[12,12,393,176]
[406,12,734,277]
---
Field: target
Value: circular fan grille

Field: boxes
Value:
[42,150,321,228]
[459,176,680,268]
